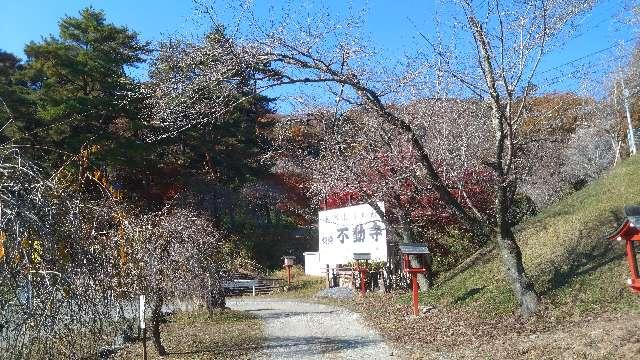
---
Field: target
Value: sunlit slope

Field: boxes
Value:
[427,155,640,316]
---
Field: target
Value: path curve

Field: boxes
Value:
[227,298,396,360]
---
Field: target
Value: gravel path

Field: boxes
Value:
[227,298,397,360]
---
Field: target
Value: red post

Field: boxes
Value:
[400,247,430,316]
[626,240,639,279]
[609,219,640,293]
[360,269,366,296]
[411,272,419,316]
[286,265,292,285]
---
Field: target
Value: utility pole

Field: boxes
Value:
[621,79,637,155]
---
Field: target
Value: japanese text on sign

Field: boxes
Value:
[318,202,387,266]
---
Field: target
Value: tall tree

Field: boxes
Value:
[0,50,39,147]
[145,27,274,215]
[17,8,150,172]
[175,0,595,316]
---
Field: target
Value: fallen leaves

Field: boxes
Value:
[349,292,640,359]
[114,310,264,360]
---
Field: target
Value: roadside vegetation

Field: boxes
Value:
[427,154,640,317]
[114,310,264,360]
[3,1,640,358]
[351,156,640,359]
[265,265,326,299]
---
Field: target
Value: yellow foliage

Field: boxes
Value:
[290,125,304,140]
[0,230,5,260]
[92,169,108,188]
[111,187,123,200]
[21,237,42,268]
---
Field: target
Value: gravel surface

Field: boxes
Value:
[228,298,396,360]
[314,287,356,300]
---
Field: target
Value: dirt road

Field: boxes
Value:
[227,298,396,360]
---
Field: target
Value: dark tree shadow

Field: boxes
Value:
[167,335,380,357]
[243,308,339,321]
[541,228,623,295]
[262,335,382,356]
[453,286,486,304]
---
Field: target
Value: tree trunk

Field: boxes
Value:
[206,277,226,314]
[399,219,430,290]
[207,286,227,313]
[151,295,167,356]
[496,188,538,317]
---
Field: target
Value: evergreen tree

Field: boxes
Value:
[16,8,150,170]
[0,50,39,147]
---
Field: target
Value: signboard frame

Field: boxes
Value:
[317,202,387,268]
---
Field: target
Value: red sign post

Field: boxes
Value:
[353,253,372,296]
[399,244,431,316]
[283,256,295,285]
[607,205,640,293]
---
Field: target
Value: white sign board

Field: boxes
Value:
[139,295,145,329]
[318,203,387,268]
[303,252,321,276]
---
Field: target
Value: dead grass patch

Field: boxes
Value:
[113,310,263,360]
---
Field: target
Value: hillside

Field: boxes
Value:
[427,154,640,317]
[353,156,640,359]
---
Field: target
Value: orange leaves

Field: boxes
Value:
[0,230,5,260]
[521,93,593,137]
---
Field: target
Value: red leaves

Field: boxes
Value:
[319,166,495,234]
[320,191,362,210]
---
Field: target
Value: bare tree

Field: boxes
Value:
[122,197,242,355]
[0,145,138,359]
[146,0,596,316]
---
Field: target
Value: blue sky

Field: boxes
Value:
[1,0,637,106]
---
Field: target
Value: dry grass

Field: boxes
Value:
[266,265,326,299]
[426,155,640,317]
[354,292,640,359]
[113,310,263,360]
[345,156,640,359]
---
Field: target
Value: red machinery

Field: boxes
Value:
[399,243,432,316]
[607,205,640,293]
[283,256,296,285]
[353,252,372,296]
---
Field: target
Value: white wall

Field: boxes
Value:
[303,252,322,276]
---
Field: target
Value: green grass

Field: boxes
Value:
[425,155,640,317]
[264,265,327,299]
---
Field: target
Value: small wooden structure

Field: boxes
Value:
[399,243,431,316]
[353,253,371,296]
[607,205,640,293]
[283,256,296,284]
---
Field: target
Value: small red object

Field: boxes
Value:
[355,264,369,296]
[283,256,295,285]
[353,253,372,296]
[286,265,292,284]
[402,253,428,316]
[607,206,640,293]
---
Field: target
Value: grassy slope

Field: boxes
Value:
[426,155,640,317]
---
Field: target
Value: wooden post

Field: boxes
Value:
[411,273,419,316]
[142,328,147,360]
[326,264,331,288]
[140,295,147,360]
